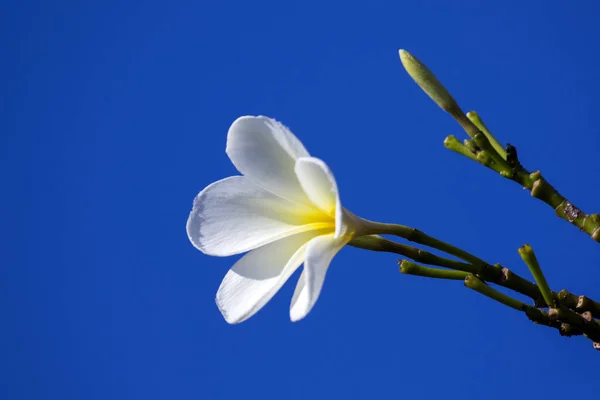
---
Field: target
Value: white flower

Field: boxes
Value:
[186,116,370,323]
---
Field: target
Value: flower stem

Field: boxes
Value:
[361,220,488,267]
[349,235,476,272]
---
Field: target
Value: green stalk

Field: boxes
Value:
[464,274,525,311]
[518,245,555,308]
[466,111,507,159]
[530,173,600,242]
[557,289,579,309]
[548,308,600,342]
[351,234,543,302]
[580,312,600,338]
[577,296,600,319]
[349,235,477,273]
[498,266,541,301]
[524,306,555,327]
[454,114,513,174]
[559,323,582,337]
[352,234,600,347]
[398,49,512,175]
[399,260,469,280]
[360,220,488,267]
[476,151,507,175]
[463,276,569,336]
[444,135,477,161]
[351,234,600,347]
[558,290,600,319]
[399,49,600,241]
[398,50,458,113]
[463,139,478,153]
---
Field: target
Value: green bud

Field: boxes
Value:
[398,49,459,113]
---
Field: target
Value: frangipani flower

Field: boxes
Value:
[186,116,373,323]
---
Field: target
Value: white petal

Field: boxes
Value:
[295,157,345,238]
[289,234,351,322]
[186,176,332,256]
[216,230,322,324]
[226,116,312,204]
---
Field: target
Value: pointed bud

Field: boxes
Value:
[398,49,459,113]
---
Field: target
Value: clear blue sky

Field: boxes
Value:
[3,1,600,399]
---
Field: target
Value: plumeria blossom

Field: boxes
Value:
[186,116,373,323]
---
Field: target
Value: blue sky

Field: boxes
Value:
[3,1,600,399]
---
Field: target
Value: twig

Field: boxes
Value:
[398,49,600,242]
[399,260,469,280]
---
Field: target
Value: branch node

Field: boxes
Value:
[559,323,581,337]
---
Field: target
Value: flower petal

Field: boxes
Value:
[216,230,322,324]
[295,157,345,238]
[226,116,311,204]
[186,176,332,256]
[289,233,351,321]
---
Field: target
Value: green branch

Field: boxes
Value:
[351,235,546,301]
[558,290,600,319]
[398,48,600,242]
[548,308,600,343]
[351,234,600,350]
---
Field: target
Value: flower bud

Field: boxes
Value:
[398,49,459,113]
